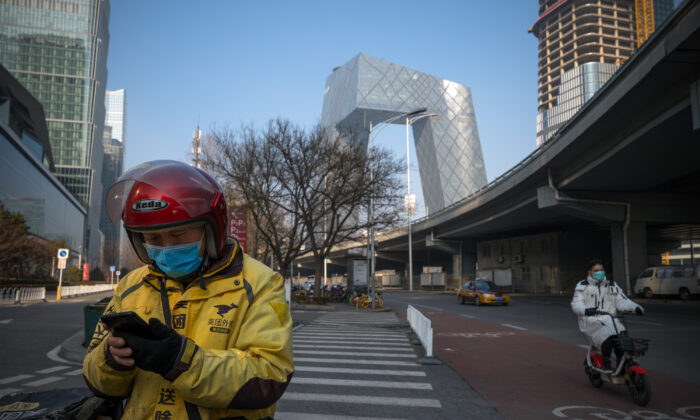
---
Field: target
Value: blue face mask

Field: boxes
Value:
[592,270,606,282]
[143,239,204,279]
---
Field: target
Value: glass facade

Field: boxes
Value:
[100,89,126,266]
[321,53,488,213]
[0,0,111,266]
[536,62,619,145]
[1,122,85,251]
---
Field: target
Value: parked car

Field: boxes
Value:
[457,279,510,306]
[633,265,700,300]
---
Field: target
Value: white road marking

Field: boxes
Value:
[282,392,441,408]
[460,314,475,319]
[501,323,527,331]
[444,348,454,351]
[577,344,590,349]
[36,366,71,374]
[0,319,12,324]
[0,374,34,384]
[23,376,64,387]
[0,388,21,397]
[46,335,82,366]
[64,369,84,376]
[294,350,416,358]
[292,357,418,366]
[294,366,426,377]
[294,344,414,352]
[291,377,432,390]
[277,412,407,420]
[294,334,407,341]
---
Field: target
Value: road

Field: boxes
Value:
[0,291,113,397]
[383,290,700,420]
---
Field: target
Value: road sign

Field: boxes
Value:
[116,270,121,276]
[57,258,66,269]
[57,248,69,259]
[110,266,115,272]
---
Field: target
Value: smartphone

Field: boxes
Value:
[100,311,154,338]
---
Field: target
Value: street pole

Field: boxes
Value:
[57,268,63,301]
[369,121,375,309]
[406,117,414,292]
[110,270,114,288]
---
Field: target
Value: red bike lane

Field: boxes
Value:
[406,310,700,420]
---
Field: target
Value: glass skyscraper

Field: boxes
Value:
[321,53,487,213]
[0,0,111,265]
[100,89,125,267]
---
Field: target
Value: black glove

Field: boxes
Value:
[115,318,183,376]
[635,306,644,316]
[584,308,597,316]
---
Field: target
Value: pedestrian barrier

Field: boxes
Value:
[0,287,46,304]
[407,304,433,357]
[61,284,113,298]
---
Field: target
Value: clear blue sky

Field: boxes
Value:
[106,1,547,219]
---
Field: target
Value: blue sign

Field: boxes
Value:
[58,249,69,259]
[110,266,115,272]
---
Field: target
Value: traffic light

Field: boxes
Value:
[661,251,670,265]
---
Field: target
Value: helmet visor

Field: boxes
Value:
[105,160,217,223]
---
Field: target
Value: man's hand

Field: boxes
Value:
[105,333,135,370]
[635,306,645,316]
[116,318,183,376]
[584,307,597,316]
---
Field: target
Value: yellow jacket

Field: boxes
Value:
[83,241,294,419]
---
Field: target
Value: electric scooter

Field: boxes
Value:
[583,310,651,406]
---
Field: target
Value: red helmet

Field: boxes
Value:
[105,160,228,263]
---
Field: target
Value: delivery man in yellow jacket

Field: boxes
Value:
[83,160,293,420]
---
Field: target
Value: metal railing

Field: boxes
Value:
[407,304,433,357]
[60,284,114,298]
[0,287,46,304]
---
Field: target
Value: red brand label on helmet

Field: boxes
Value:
[131,199,169,212]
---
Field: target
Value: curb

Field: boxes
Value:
[58,330,86,364]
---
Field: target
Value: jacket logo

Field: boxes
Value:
[173,314,186,329]
[214,303,238,317]
[131,199,168,212]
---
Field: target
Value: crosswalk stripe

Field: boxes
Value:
[294,334,407,342]
[294,350,416,358]
[64,369,84,376]
[0,374,34,384]
[23,376,64,387]
[291,377,432,390]
[0,388,21,397]
[282,392,441,408]
[299,329,405,336]
[295,366,425,377]
[276,412,407,420]
[293,357,418,366]
[294,344,414,352]
[293,339,410,347]
[36,366,71,374]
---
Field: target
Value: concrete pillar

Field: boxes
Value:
[610,222,647,295]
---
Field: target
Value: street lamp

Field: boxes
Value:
[405,113,439,292]
[367,107,426,308]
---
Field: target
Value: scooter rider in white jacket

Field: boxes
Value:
[571,259,645,371]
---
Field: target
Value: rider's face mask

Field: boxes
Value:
[144,237,204,279]
[592,270,606,282]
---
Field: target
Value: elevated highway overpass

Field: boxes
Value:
[299,0,700,295]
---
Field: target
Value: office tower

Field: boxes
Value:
[100,89,126,267]
[0,0,111,265]
[635,0,675,47]
[321,53,487,213]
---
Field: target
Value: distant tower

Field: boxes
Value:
[191,118,202,169]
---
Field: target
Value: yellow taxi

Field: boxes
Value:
[457,279,510,306]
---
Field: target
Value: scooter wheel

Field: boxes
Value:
[628,372,651,406]
[584,365,603,388]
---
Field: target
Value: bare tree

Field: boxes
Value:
[206,119,403,296]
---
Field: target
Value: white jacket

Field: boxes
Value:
[570,276,643,348]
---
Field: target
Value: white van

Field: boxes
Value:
[633,265,700,300]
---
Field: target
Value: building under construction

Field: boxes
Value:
[530,0,675,145]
